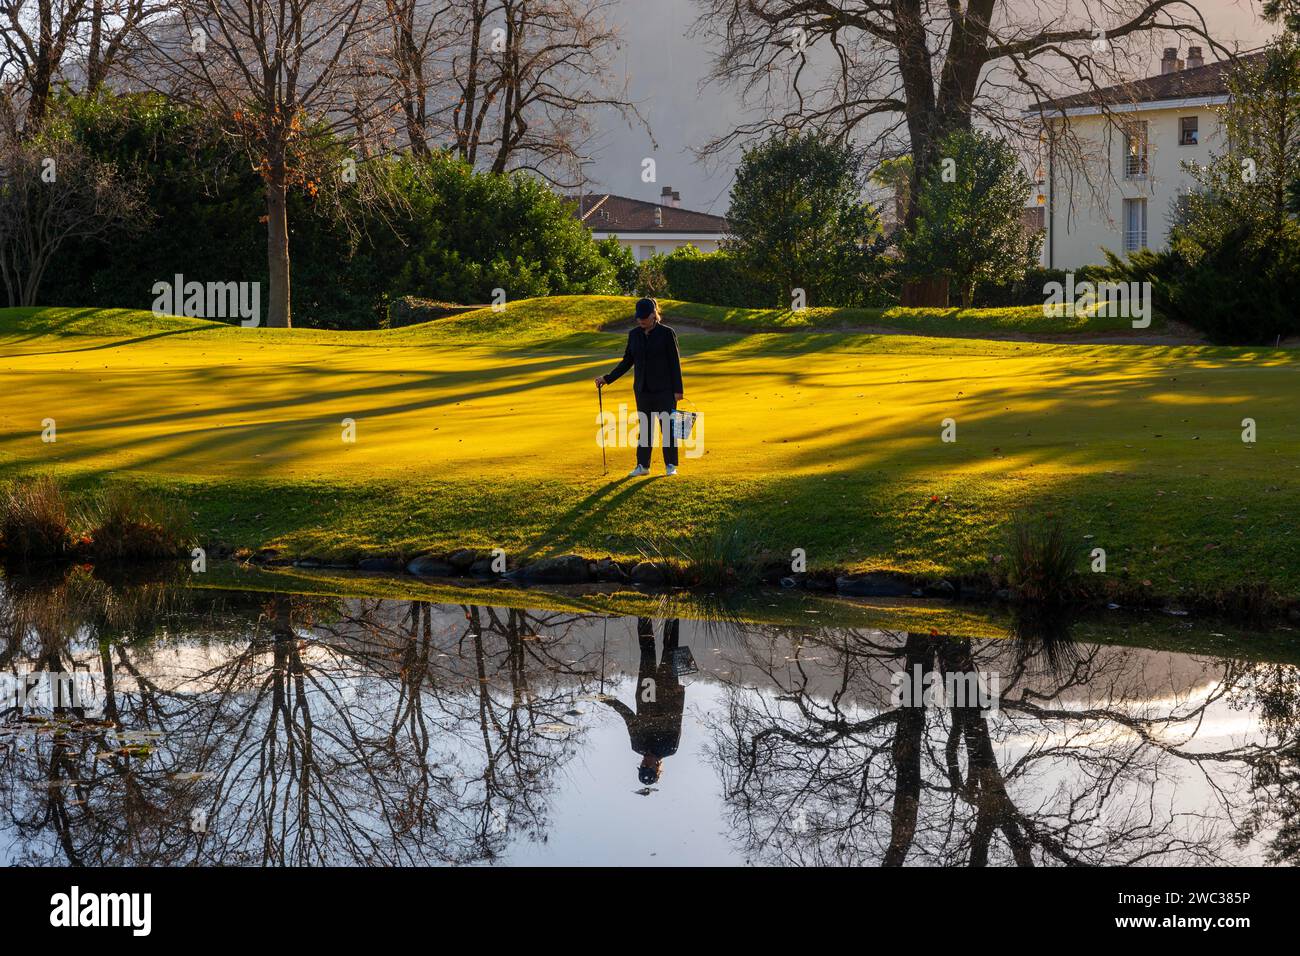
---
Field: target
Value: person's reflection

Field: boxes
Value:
[602,618,685,786]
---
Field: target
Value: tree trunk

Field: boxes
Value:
[265,162,292,328]
[901,277,949,308]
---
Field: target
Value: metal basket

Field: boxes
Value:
[669,645,699,678]
[670,400,699,442]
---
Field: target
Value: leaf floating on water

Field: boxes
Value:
[114,730,163,742]
[96,744,152,759]
[535,723,575,735]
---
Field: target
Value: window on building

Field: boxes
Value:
[1123,121,1149,178]
[638,245,656,261]
[1123,198,1148,252]
[1179,116,1198,146]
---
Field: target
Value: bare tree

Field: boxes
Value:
[0,0,163,129]
[144,0,392,327]
[0,0,85,128]
[691,1,1228,224]
[385,0,645,184]
[382,0,455,157]
[0,135,145,306]
[83,0,167,92]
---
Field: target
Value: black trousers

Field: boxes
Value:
[635,390,678,468]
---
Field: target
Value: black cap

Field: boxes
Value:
[638,764,661,785]
[634,297,657,319]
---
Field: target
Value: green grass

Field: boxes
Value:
[1,298,1295,604]
[385,294,1162,342]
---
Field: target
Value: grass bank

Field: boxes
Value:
[1,298,1295,608]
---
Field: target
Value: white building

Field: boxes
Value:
[1038,47,1250,269]
[570,186,729,261]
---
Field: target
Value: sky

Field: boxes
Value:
[581,0,1282,215]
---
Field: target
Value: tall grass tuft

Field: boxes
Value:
[78,486,191,562]
[636,521,770,590]
[1006,515,1084,605]
[0,476,72,562]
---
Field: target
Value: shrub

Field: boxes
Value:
[596,236,639,294]
[972,264,1116,308]
[0,476,72,562]
[1144,38,1300,344]
[660,245,777,307]
[635,253,671,298]
[41,90,268,316]
[903,130,1041,307]
[389,154,620,304]
[80,487,190,562]
[41,91,626,328]
[1126,228,1300,344]
[727,132,888,307]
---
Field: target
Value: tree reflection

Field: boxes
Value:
[1,575,603,865]
[4,573,1298,867]
[705,624,1296,866]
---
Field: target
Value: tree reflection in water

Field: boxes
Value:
[0,571,600,865]
[2,571,1297,866]
[704,620,1300,866]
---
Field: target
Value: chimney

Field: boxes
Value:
[671,190,681,208]
[1161,47,1179,74]
[1186,46,1204,69]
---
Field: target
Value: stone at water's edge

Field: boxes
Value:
[447,549,478,571]
[593,557,627,582]
[407,555,456,576]
[629,561,667,585]
[518,554,590,582]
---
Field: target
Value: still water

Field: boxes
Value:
[2,571,1297,866]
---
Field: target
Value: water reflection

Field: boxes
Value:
[1,570,1296,866]
[602,618,687,788]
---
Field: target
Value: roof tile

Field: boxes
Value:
[570,193,728,234]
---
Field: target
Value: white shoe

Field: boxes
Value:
[628,465,650,477]
[665,465,678,476]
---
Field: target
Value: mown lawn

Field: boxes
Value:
[394,294,1161,341]
[0,299,1295,600]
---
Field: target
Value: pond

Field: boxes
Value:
[2,570,1297,867]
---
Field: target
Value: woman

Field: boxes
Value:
[593,297,685,477]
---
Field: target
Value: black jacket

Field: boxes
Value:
[605,322,684,395]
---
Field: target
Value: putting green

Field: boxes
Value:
[2,298,1297,597]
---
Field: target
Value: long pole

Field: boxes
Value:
[597,382,607,475]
